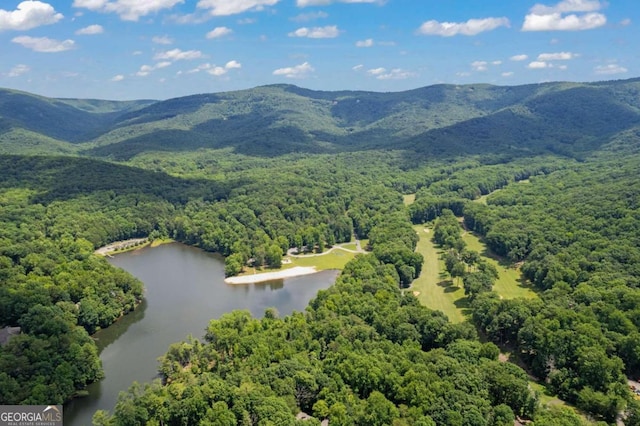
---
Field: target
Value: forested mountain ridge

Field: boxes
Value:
[2,78,640,159]
[0,88,154,145]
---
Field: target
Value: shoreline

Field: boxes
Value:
[224,266,318,284]
[94,238,174,256]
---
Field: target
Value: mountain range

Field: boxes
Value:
[2,78,640,160]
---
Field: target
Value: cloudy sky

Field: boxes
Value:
[1,0,637,100]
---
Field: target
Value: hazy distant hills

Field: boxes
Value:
[1,78,640,159]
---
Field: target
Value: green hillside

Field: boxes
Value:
[84,79,640,160]
[2,79,640,161]
[0,88,155,145]
[0,128,77,156]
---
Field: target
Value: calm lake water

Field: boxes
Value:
[64,243,339,426]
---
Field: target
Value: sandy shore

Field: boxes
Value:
[225,266,318,284]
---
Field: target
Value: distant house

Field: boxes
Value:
[0,326,21,346]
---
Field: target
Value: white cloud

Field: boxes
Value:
[537,51,578,60]
[76,24,104,35]
[73,0,108,9]
[290,11,328,22]
[502,71,514,77]
[594,63,628,75]
[522,12,605,31]
[356,38,374,47]
[196,0,279,16]
[136,65,154,77]
[417,17,510,36]
[208,66,228,76]
[136,61,172,77]
[73,0,184,21]
[8,64,30,77]
[111,74,124,81]
[206,26,233,39]
[238,17,256,24]
[187,60,241,76]
[620,18,631,26]
[0,1,63,31]
[352,64,363,71]
[288,25,339,38]
[297,0,382,6]
[166,12,210,24]
[472,61,488,71]
[152,35,173,44]
[510,54,529,61]
[530,0,604,14]
[365,66,415,80]
[12,36,75,52]
[154,48,203,61]
[272,61,314,78]
[468,60,502,72]
[186,63,212,73]
[528,61,551,69]
[375,68,415,80]
[522,0,606,31]
[367,67,386,75]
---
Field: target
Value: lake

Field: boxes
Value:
[64,243,339,425]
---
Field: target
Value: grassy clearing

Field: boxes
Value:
[237,236,365,277]
[243,248,358,276]
[410,222,537,323]
[289,249,356,270]
[528,382,595,424]
[474,192,497,205]
[474,180,530,205]
[461,232,538,300]
[150,238,174,248]
[410,225,468,323]
[403,193,416,205]
[341,242,358,251]
[529,382,568,408]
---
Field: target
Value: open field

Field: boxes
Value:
[474,192,498,205]
[238,245,358,279]
[341,242,358,251]
[403,193,416,205]
[474,179,530,205]
[410,222,538,323]
[461,231,538,300]
[528,382,594,424]
[289,249,356,270]
[410,225,468,323]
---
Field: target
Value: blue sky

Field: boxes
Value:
[1,0,638,100]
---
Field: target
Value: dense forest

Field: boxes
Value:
[1,79,640,424]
